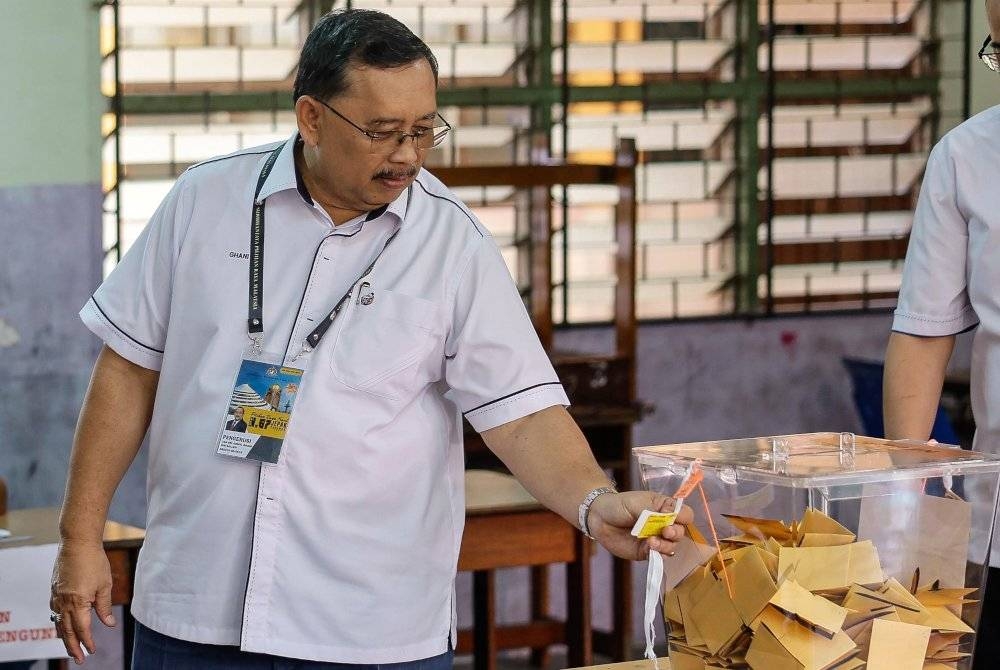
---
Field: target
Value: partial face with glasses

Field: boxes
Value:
[295,58,446,224]
[982,0,1000,72]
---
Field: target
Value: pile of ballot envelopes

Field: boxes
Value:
[663,508,977,670]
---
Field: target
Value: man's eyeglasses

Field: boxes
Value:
[980,34,1000,72]
[312,97,451,155]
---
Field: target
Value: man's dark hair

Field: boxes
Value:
[292,9,438,103]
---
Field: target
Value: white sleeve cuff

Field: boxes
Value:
[80,298,164,371]
[891,305,979,338]
[464,382,570,433]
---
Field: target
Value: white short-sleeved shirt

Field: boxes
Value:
[893,105,1000,565]
[80,133,569,662]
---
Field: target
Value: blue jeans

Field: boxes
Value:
[132,623,453,670]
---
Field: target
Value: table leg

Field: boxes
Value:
[566,534,593,668]
[529,565,550,667]
[611,554,632,660]
[472,570,496,670]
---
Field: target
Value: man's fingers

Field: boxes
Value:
[59,610,86,665]
[95,585,116,627]
[598,491,674,528]
[605,535,649,561]
[675,504,695,525]
[648,534,683,555]
[658,521,687,544]
[70,602,96,657]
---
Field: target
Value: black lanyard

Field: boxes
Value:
[247,145,400,357]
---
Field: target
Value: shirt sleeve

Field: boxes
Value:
[444,238,569,432]
[892,137,979,337]
[80,177,192,370]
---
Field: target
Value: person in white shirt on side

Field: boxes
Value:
[48,9,691,669]
[884,3,1000,667]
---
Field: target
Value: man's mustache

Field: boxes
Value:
[374,167,418,180]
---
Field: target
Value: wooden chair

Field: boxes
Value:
[458,470,592,670]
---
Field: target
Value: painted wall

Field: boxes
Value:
[0,0,105,509]
[0,2,104,188]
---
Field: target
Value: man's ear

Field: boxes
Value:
[295,96,323,147]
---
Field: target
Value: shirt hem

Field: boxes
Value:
[241,634,450,664]
[132,608,241,646]
[80,299,164,371]
[891,307,979,338]
[466,385,570,432]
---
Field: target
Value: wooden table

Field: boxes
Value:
[459,470,593,670]
[2,482,589,670]
[567,659,669,670]
[464,411,637,662]
[0,507,144,668]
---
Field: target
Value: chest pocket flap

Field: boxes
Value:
[330,288,442,396]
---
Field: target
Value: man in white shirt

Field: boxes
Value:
[49,9,690,668]
[884,2,1000,666]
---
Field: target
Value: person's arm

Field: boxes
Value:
[51,346,159,665]
[482,405,690,560]
[883,331,955,441]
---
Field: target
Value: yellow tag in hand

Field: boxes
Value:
[630,509,679,539]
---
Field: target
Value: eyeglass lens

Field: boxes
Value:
[981,35,1000,72]
[368,128,449,155]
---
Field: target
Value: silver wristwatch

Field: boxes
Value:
[578,484,618,539]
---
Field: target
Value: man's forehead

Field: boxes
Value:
[326,61,437,127]
[340,61,436,98]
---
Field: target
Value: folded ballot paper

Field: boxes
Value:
[663,507,977,670]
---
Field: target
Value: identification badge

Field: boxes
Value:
[216,357,303,464]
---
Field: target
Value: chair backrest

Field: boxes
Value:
[841,357,960,444]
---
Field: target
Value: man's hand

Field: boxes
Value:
[50,539,117,665]
[587,491,693,560]
[52,346,156,664]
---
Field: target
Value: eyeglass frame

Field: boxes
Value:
[310,96,451,154]
[979,34,1000,72]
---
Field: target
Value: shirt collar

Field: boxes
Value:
[256,132,411,226]
[255,133,302,204]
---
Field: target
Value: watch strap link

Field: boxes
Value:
[578,484,618,539]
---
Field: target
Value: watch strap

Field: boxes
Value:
[578,485,618,539]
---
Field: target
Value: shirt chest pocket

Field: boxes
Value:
[329,288,443,399]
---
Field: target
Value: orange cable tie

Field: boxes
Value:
[697,481,733,599]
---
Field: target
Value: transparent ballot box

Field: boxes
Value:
[633,432,1000,670]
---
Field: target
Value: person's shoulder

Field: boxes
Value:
[178,140,285,190]
[936,104,1000,160]
[411,169,491,241]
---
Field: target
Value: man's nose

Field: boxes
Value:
[387,135,420,163]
